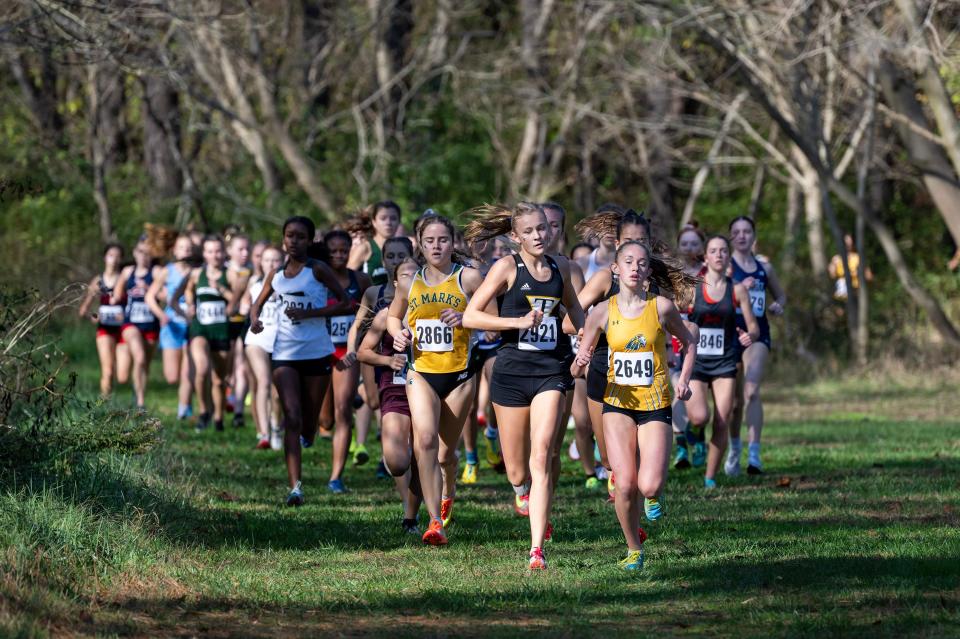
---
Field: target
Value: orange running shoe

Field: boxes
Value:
[607,472,616,503]
[514,493,530,517]
[421,519,448,546]
[637,526,648,545]
[544,521,553,542]
[441,497,454,527]
[529,546,547,570]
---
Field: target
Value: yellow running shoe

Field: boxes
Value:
[484,431,502,468]
[441,497,454,527]
[461,462,478,484]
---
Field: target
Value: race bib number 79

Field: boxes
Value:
[416,319,453,352]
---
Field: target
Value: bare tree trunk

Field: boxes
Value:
[894,0,960,183]
[878,57,960,247]
[142,75,182,200]
[96,63,127,170]
[7,23,65,148]
[87,65,113,242]
[781,178,801,273]
[853,65,878,366]
[792,146,828,280]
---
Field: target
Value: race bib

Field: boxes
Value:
[392,357,409,385]
[570,334,580,352]
[328,315,353,344]
[197,300,226,326]
[749,288,766,317]
[98,304,124,326]
[613,352,654,386]
[260,302,279,326]
[519,316,558,351]
[128,301,154,325]
[416,319,453,352]
[699,327,724,356]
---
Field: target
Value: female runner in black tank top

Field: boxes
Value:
[318,230,372,493]
[684,235,758,489]
[463,203,586,571]
[78,243,125,398]
[571,211,651,489]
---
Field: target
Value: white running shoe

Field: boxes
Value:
[724,447,741,476]
[568,441,580,461]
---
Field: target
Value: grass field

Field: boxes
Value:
[2,330,959,638]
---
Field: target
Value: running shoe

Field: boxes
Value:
[529,547,547,571]
[232,413,245,429]
[328,478,348,494]
[422,519,447,546]
[401,518,420,535]
[270,426,283,451]
[692,442,707,468]
[747,464,764,475]
[285,481,304,507]
[637,526,648,545]
[568,441,580,461]
[619,548,644,571]
[441,497,454,527]
[544,522,553,542]
[674,444,691,469]
[353,444,370,466]
[484,429,503,468]
[644,496,664,522]
[725,445,741,476]
[300,434,313,449]
[376,458,391,479]
[195,413,210,433]
[461,462,478,484]
[255,436,270,450]
[585,475,601,490]
[514,493,530,517]
[595,465,609,481]
[747,448,763,475]
[607,472,616,503]
[214,419,225,432]
[477,412,487,428]
[704,477,717,489]
[225,393,236,414]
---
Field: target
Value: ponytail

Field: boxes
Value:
[463,201,545,248]
[616,240,701,304]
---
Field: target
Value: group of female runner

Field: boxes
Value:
[79,201,785,572]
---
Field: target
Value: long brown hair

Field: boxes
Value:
[616,240,700,306]
[462,202,545,246]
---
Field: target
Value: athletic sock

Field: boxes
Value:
[748,442,762,467]
[177,404,188,419]
[729,437,742,455]
[466,450,478,465]
[513,482,531,497]
[484,425,498,440]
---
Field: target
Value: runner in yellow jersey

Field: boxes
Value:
[387,214,487,546]
[572,241,698,571]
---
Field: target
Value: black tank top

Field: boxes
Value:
[689,277,739,376]
[494,254,572,376]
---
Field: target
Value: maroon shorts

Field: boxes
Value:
[379,383,410,417]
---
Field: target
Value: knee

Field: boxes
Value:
[639,476,663,498]
[687,407,708,427]
[285,414,303,433]
[383,454,410,477]
[744,383,761,404]
[616,475,639,500]
[529,449,550,475]
[163,370,178,385]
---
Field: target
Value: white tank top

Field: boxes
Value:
[584,248,605,282]
[244,277,280,353]
[270,262,334,361]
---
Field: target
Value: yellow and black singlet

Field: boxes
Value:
[407,265,471,373]
[603,294,672,411]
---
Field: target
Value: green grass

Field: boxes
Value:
[2,330,959,637]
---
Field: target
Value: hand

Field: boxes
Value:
[285,306,310,321]
[516,309,543,331]
[483,330,499,343]
[185,304,196,322]
[574,345,594,368]
[439,308,463,328]
[570,362,585,379]
[674,378,692,402]
[768,301,784,316]
[250,319,264,334]
[89,313,99,325]
[389,354,407,371]
[737,327,753,348]
[159,314,170,328]
[393,328,412,351]
[740,276,756,290]
[336,352,358,370]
